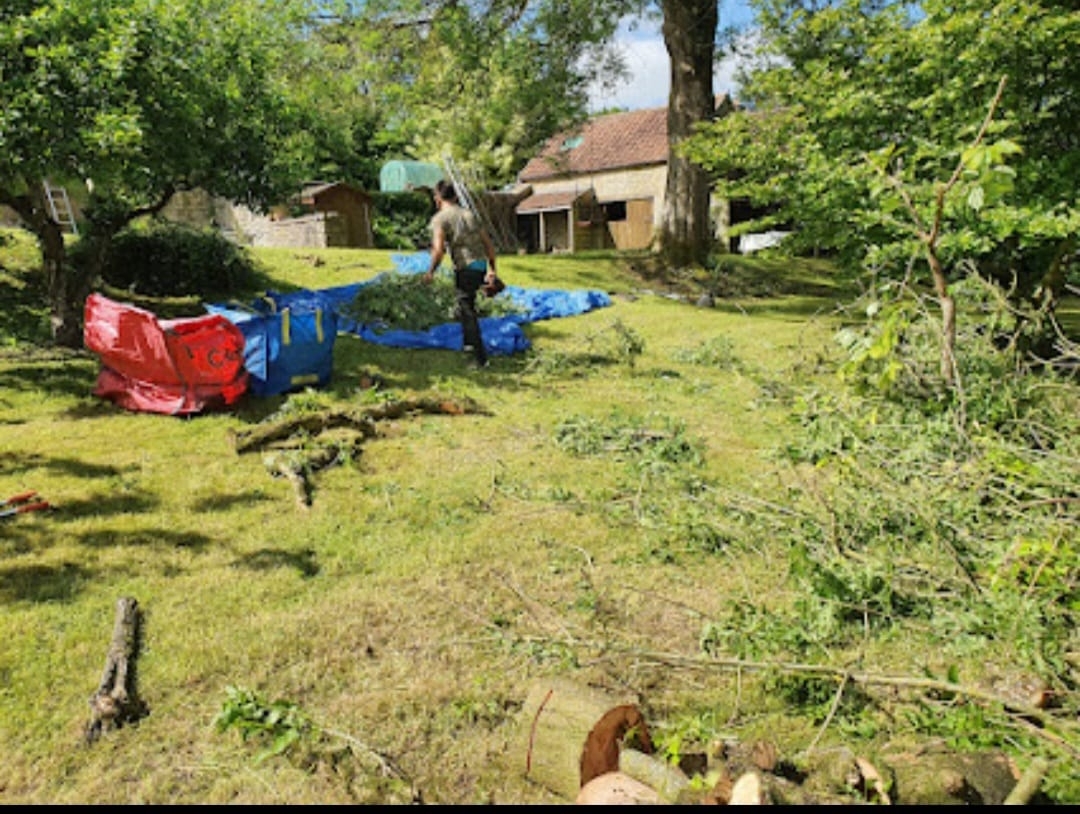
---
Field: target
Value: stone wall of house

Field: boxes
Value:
[161,189,218,228]
[162,190,353,249]
[229,208,346,248]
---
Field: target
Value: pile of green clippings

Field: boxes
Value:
[338,271,525,332]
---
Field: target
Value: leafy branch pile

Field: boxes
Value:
[525,293,1080,800]
[339,271,525,333]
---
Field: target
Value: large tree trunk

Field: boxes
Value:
[659,0,718,267]
[2,184,174,349]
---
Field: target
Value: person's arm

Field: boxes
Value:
[424,225,447,283]
[481,230,497,281]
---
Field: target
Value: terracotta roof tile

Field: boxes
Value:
[518,107,669,182]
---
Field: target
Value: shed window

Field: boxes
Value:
[602,201,627,222]
[560,135,584,151]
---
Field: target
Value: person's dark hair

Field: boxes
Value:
[434,179,458,203]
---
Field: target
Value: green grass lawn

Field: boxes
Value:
[1,229,1075,804]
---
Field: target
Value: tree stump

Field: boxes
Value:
[84,596,148,744]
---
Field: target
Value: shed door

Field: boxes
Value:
[606,198,654,250]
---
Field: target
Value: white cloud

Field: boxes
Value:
[587,13,753,113]
[589,27,670,112]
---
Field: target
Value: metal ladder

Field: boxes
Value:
[42,180,78,235]
[443,155,517,253]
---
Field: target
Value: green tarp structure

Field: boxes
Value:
[379,161,446,193]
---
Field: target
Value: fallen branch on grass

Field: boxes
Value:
[84,596,149,744]
[231,394,487,454]
[232,394,489,508]
[504,632,1080,764]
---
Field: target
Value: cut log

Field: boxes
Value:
[884,748,1021,805]
[520,678,652,801]
[84,596,149,744]
[729,771,767,805]
[575,771,661,805]
[618,747,691,802]
[1003,756,1050,805]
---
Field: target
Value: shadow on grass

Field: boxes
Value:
[78,526,213,552]
[0,356,100,401]
[193,491,276,513]
[232,547,320,578]
[0,453,130,481]
[54,492,161,521]
[0,561,92,603]
[711,295,848,320]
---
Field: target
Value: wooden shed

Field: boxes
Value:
[515,189,609,254]
[298,182,374,248]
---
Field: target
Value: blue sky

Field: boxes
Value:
[588,1,757,112]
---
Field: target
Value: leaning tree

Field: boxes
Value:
[0,0,325,347]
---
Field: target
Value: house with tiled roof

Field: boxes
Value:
[513,100,732,253]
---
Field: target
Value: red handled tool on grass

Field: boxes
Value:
[1,490,51,520]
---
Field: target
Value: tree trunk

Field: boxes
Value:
[6,185,91,348]
[926,248,957,386]
[44,231,88,349]
[659,0,718,267]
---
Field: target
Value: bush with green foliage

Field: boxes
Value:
[695,278,1079,722]
[371,191,433,250]
[72,223,266,299]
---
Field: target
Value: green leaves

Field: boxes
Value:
[960,139,1021,211]
[339,271,526,332]
[214,685,314,763]
[335,0,625,185]
[701,0,1078,303]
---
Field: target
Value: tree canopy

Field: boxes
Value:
[685,0,1079,299]
[318,0,632,186]
[1,0,328,345]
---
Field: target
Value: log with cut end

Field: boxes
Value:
[519,677,652,801]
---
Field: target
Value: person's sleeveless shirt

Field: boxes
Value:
[432,206,487,270]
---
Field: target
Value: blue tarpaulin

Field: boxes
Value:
[210,252,612,363]
[312,253,612,357]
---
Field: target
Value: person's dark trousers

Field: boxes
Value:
[454,263,487,365]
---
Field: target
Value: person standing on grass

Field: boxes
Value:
[423,179,499,369]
